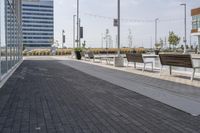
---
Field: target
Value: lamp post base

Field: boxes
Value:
[114,57,124,67]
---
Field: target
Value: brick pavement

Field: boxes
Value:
[0,60,199,133]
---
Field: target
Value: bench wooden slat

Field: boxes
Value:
[159,54,193,68]
[126,53,144,63]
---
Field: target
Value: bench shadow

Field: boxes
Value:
[173,75,200,81]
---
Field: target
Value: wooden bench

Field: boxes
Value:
[84,51,95,61]
[84,51,104,62]
[126,53,153,72]
[159,54,200,81]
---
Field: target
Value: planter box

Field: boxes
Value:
[75,51,82,60]
[155,50,160,55]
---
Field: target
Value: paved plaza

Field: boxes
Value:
[0,57,200,133]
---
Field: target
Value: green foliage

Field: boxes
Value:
[186,45,189,49]
[82,41,86,48]
[74,48,83,52]
[22,48,146,56]
[168,32,180,47]
[155,38,164,49]
[159,38,164,48]
[155,43,161,49]
[181,45,184,50]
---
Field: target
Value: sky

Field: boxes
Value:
[54,0,200,48]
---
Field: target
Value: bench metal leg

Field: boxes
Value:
[143,63,146,72]
[134,62,136,69]
[160,65,163,76]
[191,68,196,81]
[105,59,108,64]
[169,66,172,75]
[151,63,153,71]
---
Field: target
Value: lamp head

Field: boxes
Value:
[180,3,186,6]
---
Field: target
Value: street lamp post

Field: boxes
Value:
[155,18,159,46]
[73,15,76,48]
[180,3,187,53]
[101,33,104,48]
[113,0,123,67]
[79,18,81,47]
[117,0,120,56]
[77,0,79,48]
[62,30,65,48]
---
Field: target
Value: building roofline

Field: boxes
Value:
[191,7,200,16]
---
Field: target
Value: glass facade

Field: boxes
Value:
[22,0,54,48]
[0,0,23,79]
[192,15,200,29]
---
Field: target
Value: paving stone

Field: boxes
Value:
[0,60,199,133]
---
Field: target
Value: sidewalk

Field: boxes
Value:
[0,57,200,133]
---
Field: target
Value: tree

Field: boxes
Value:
[82,40,86,48]
[168,31,180,49]
[155,43,161,49]
[128,29,133,48]
[159,38,164,48]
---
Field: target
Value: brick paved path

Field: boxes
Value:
[0,60,200,133]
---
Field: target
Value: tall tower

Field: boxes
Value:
[22,0,54,49]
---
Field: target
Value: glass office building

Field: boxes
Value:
[191,7,200,50]
[0,0,23,80]
[22,0,54,49]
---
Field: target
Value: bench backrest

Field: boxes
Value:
[126,53,144,63]
[80,51,85,57]
[87,51,94,58]
[159,54,193,68]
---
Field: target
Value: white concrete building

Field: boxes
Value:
[191,7,200,50]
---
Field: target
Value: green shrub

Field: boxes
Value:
[46,51,50,55]
[42,51,46,55]
[23,51,27,56]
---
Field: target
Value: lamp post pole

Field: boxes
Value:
[79,18,81,47]
[77,0,79,48]
[180,3,187,53]
[155,18,159,46]
[62,30,65,48]
[73,15,76,48]
[101,33,103,48]
[113,0,123,67]
[117,0,120,56]
[198,36,200,51]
